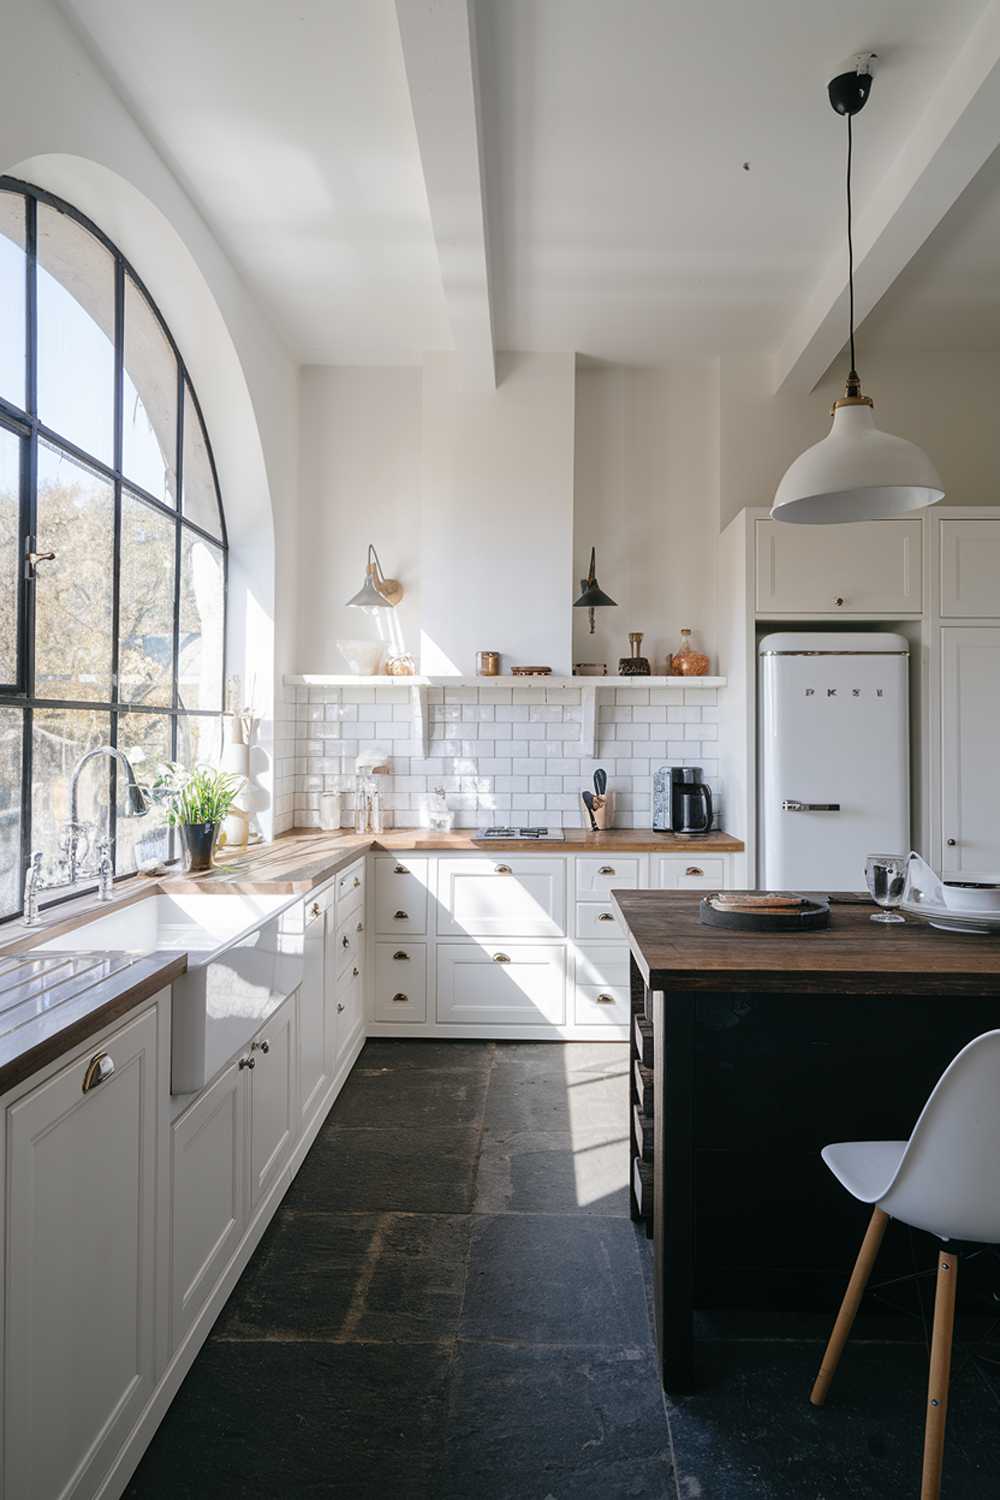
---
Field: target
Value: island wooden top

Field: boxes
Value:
[611,890,1000,996]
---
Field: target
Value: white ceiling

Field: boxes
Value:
[59,0,997,367]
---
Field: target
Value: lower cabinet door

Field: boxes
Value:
[299,904,330,1130]
[171,1058,246,1348]
[374,942,427,1022]
[437,944,566,1026]
[5,1007,159,1500]
[249,996,296,1212]
[335,965,364,1067]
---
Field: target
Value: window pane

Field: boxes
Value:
[0,192,25,410]
[31,707,110,882]
[178,532,223,711]
[123,277,177,505]
[37,204,114,464]
[115,710,171,873]
[181,385,222,539]
[119,492,175,707]
[175,712,222,771]
[0,706,22,919]
[35,442,114,701]
[0,426,20,683]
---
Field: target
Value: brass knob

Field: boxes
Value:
[82,1051,115,1093]
[946,838,957,847]
[342,934,350,948]
[356,920,364,933]
[685,866,704,877]
[353,877,361,888]
[394,864,409,874]
[310,901,321,918]
[392,993,408,1004]
[393,950,410,960]
[238,1056,255,1070]
[251,1039,270,1054]
[493,952,511,963]
[835,596,844,607]
[337,1002,345,1014]
[353,965,360,977]
[599,866,615,875]
[596,993,616,1005]
[495,864,512,874]
[597,912,614,922]
[394,910,409,919]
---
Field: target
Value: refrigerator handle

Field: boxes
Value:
[782,800,841,812]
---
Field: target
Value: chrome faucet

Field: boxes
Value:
[22,850,43,926]
[62,745,150,888]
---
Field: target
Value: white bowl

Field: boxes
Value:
[941,879,1000,914]
[336,639,383,675]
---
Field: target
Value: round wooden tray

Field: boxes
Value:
[699,895,831,932]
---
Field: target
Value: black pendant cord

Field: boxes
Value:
[847,111,858,382]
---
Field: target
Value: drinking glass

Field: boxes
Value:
[865,854,907,923]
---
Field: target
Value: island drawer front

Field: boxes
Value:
[335,911,365,977]
[302,880,336,925]
[576,856,642,898]
[374,943,427,1023]
[374,857,429,936]
[436,858,566,938]
[575,901,626,940]
[575,944,631,989]
[336,859,366,916]
[574,983,630,1027]
[652,855,726,890]
[436,943,566,1026]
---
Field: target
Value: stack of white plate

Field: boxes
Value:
[902,872,1000,933]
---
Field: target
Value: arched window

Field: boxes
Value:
[0,179,227,919]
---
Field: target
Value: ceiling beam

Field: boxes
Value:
[774,1,1000,394]
[395,0,496,391]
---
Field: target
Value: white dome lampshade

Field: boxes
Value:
[772,391,944,525]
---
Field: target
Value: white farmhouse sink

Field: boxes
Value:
[38,892,304,1094]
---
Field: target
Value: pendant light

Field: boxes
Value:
[772,59,944,524]
[345,544,403,609]
[573,547,617,634]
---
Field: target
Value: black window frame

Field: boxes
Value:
[0,177,228,919]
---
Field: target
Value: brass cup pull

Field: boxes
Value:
[393,950,410,961]
[82,1051,115,1093]
[251,1039,270,1054]
[394,910,409,920]
[394,864,409,874]
[597,912,614,922]
[310,901,321,918]
[337,1002,345,1014]
[342,934,350,948]
[392,992,408,1004]
[599,865,615,875]
[493,952,511,963]
[596,993,616,1005]
[238,1056,255,1070]
[685,866,704,877]
[353,965,360,977]
[495,864,512,874]
[353,877,361,889]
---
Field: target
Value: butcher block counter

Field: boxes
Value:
[610,889,1000,1392]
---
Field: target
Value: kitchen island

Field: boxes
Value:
[611,889,1000,1393]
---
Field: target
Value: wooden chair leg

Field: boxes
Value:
[920,1249,958,1500]
[810,1206,889,1407]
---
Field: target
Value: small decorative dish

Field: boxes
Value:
[699,893,831,932]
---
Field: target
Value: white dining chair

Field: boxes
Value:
[810,1029,1000,1500]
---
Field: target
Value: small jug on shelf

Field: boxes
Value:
[670,628,710,677]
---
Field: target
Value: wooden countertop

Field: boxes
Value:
[611,890,1000,996]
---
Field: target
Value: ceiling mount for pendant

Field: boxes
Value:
[828,53,877,117]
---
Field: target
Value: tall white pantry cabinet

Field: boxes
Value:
[718,506,1000,883]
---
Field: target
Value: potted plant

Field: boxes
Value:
[153,763,245,873]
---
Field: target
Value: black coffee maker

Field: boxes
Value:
[669,766,713,835]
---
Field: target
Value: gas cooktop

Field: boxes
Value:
[475,826,563,841]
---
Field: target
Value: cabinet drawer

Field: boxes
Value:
[437,857,566,937]
[574,983,630,1027]
[575,944,631,989]
[756,517,922,615]
[303,880,335,925]
[653,855,726,890]
[437,943,566,1026]
[335,909,366,976]
[374,942,427,1023]
[939,518,1000,617]
[575,901,626,940]
[374,856,429,936]
[336,859,366,916]
[576,855,641,898]
[335,968,364,1064]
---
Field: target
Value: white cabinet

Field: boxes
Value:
[298,895,330,1131]
[171,1058,245,1346]
[575,855,642,898]
[437,943,566,1027]
[939,518,1000,618]
[5,1006,159,1500]
[373,941,427,1022]
[574,900,626,940]
[374,856,429,935]
[335,963,364,1065]
[653,854,727,889]
[755,517,923,616]
[940,628,1000,877]
[437,857,566,937]
[336,858,365,917]
[248,994,296,1213]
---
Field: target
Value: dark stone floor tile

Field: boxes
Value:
[483,1063,627,1133]
[331,1061,489,1129]
[460,1213,650,1348]
[285,1123,482,1214]
[358,1038,495,1073]
[126,1339,450,1500]
[474,1127,629,1216]
[215,1210,472,1344]
[669,1338,1000,1499]
[441,1342,673,1499]
[492,1040,629,1079]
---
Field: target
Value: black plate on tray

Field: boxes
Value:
[699,894,831,932]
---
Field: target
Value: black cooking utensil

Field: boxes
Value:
[582,790,599,832]
[594,768,607,797]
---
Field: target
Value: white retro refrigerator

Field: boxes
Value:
[759,632,909,891]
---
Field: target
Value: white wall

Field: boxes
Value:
[572,362,720,673]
